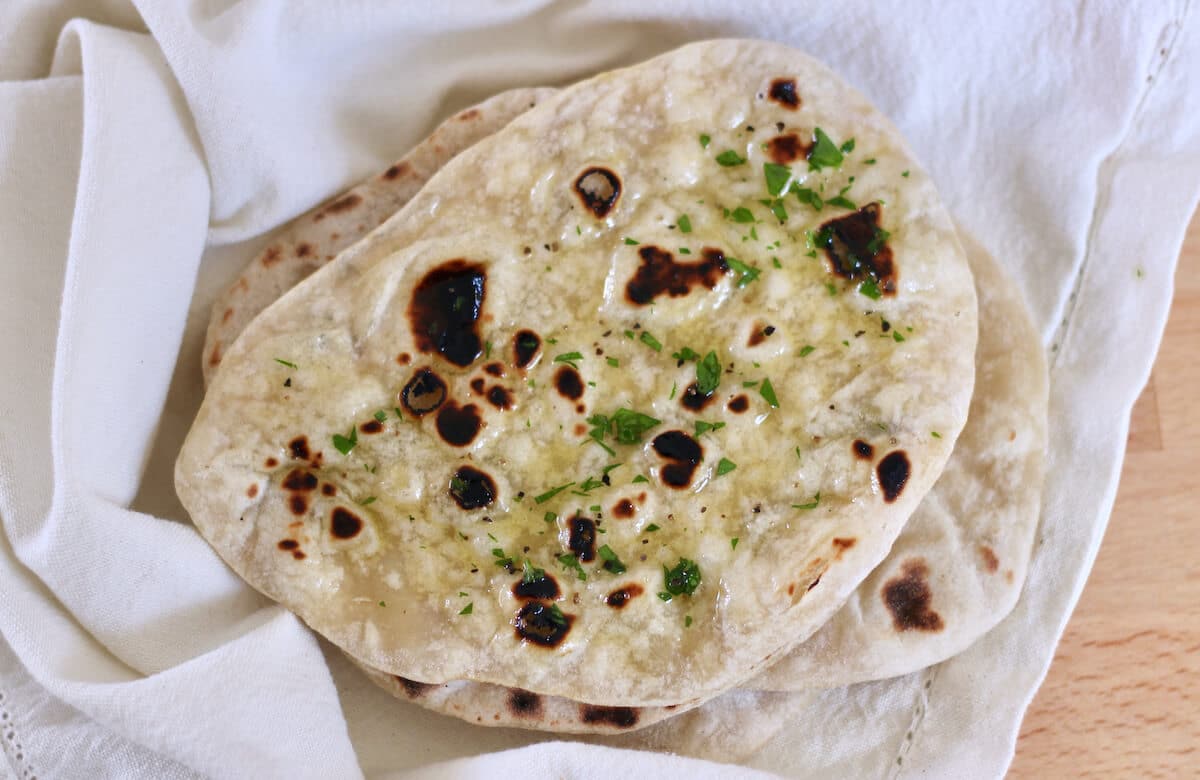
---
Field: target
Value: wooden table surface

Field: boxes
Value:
[1008,210,1200,776]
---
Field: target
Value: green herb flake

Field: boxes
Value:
[827,195,857,210]
[459,602,473,615]
[611,408,662,443]
[606,357,619,367]
[373,410,388,423]
[679,247,692,255]
[598,545,627,574]
[799,345,815,357]
[772,256,783,269]
[659,592,673,602]
[645,523,660,532]
[825,281,838,297]
[867,227,891,255]
[742,379,759,388]
[699,133,711,148]
[624,329,635,339]
[865,158,877,164]
[858,279,882,300]
[484,340,493,359]
[672,347,700,363]
[793,491,821,511]
[678,214,693,233]
[492,547,514,569]
[840,138,856,154]
[696,350,722,395]
[633,475,650,484]
[893,331,906,343]
[808,128,845,170]
[759,377,780,408]
[557,553,588,581]
[639,331,663,352]
[931,431,942,439]
[726,256,762,287]
[669,381,677,400]
[545,603,568,627]
[729,206,756,223]
[792,186,824,211]
[902,170,911,177]
[716,149,747,167]
[534,482,576,504]
[553,351,584,369]
[273,358,297,368]
[763,162,792,196]
[522,560,546,583]
[663,558,702,597]
[359,496,377,506]
[543,511,557,523]
[730,537,739,550]
[623,237,639,245]
[716,457,737,476]
[378,600,387,607]
[332,426,358,456]
[694,420,726,437]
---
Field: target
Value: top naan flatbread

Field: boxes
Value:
[176,39,977,707]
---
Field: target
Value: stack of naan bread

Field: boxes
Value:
[177,39,1047,760]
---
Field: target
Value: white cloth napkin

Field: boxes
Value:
[1,2,1197,778]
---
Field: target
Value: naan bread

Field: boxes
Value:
[201,88,557,385]
[176,39,977,712]
[752,230,1047,690]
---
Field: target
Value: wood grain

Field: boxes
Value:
[1009,209,1200,777]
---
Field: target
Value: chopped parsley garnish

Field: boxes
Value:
[553,351,583,369]
[725,257,761,287]
[273,358,297,368]
[825,281,838,296]
[587,409,662,449]
[669,381,677,400]
[645,523,660,532]
[534,482,576,504]
[678,214,693,233]
[694,420,726,437]
[623,237,639,245]
[696,350,722,395]
[808,128,845,170]
[792,186,824,210]
[606,357,619,367]
[557,553,588,581]
[699,133,711,148]
[598,545,627,574]
[672,347,700,363]
[543,511,556,523]
[632,475,650,484]
[378,600,387,607]
[716,149,747,166]
[902,170,910,177]
[749,226,759,240]
[858,279,882,300]
[546,603,568,627]
[867,227,891,254]
[522,560,546,583]
[761,198,789,222]
[772,256,783,268]
[484,340,493,359]
[742,379,760,388]
[931,431,942,438]
[459,602,473,615]
[373,410,388,422]
[893,331,906,343]
[332,426,358,455]
[679,247,692,254]
[639,331,663,351]
[716,457,737,476]
[394,406,404,419]
[359,496,377,506]
[731,537,739,550]
[662,558,702,598]
[799,345,816,357]
[576,475,605,494]
[865,158,877,164]
[840,138,856,154]
[729,206,756,223]
[759,378,779,408]
[827,194,857,210]
[624,329,635,339]
[685,615,693,627]
[793,491,821,510]
[492,547,515,569]
[763,162,792,196]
